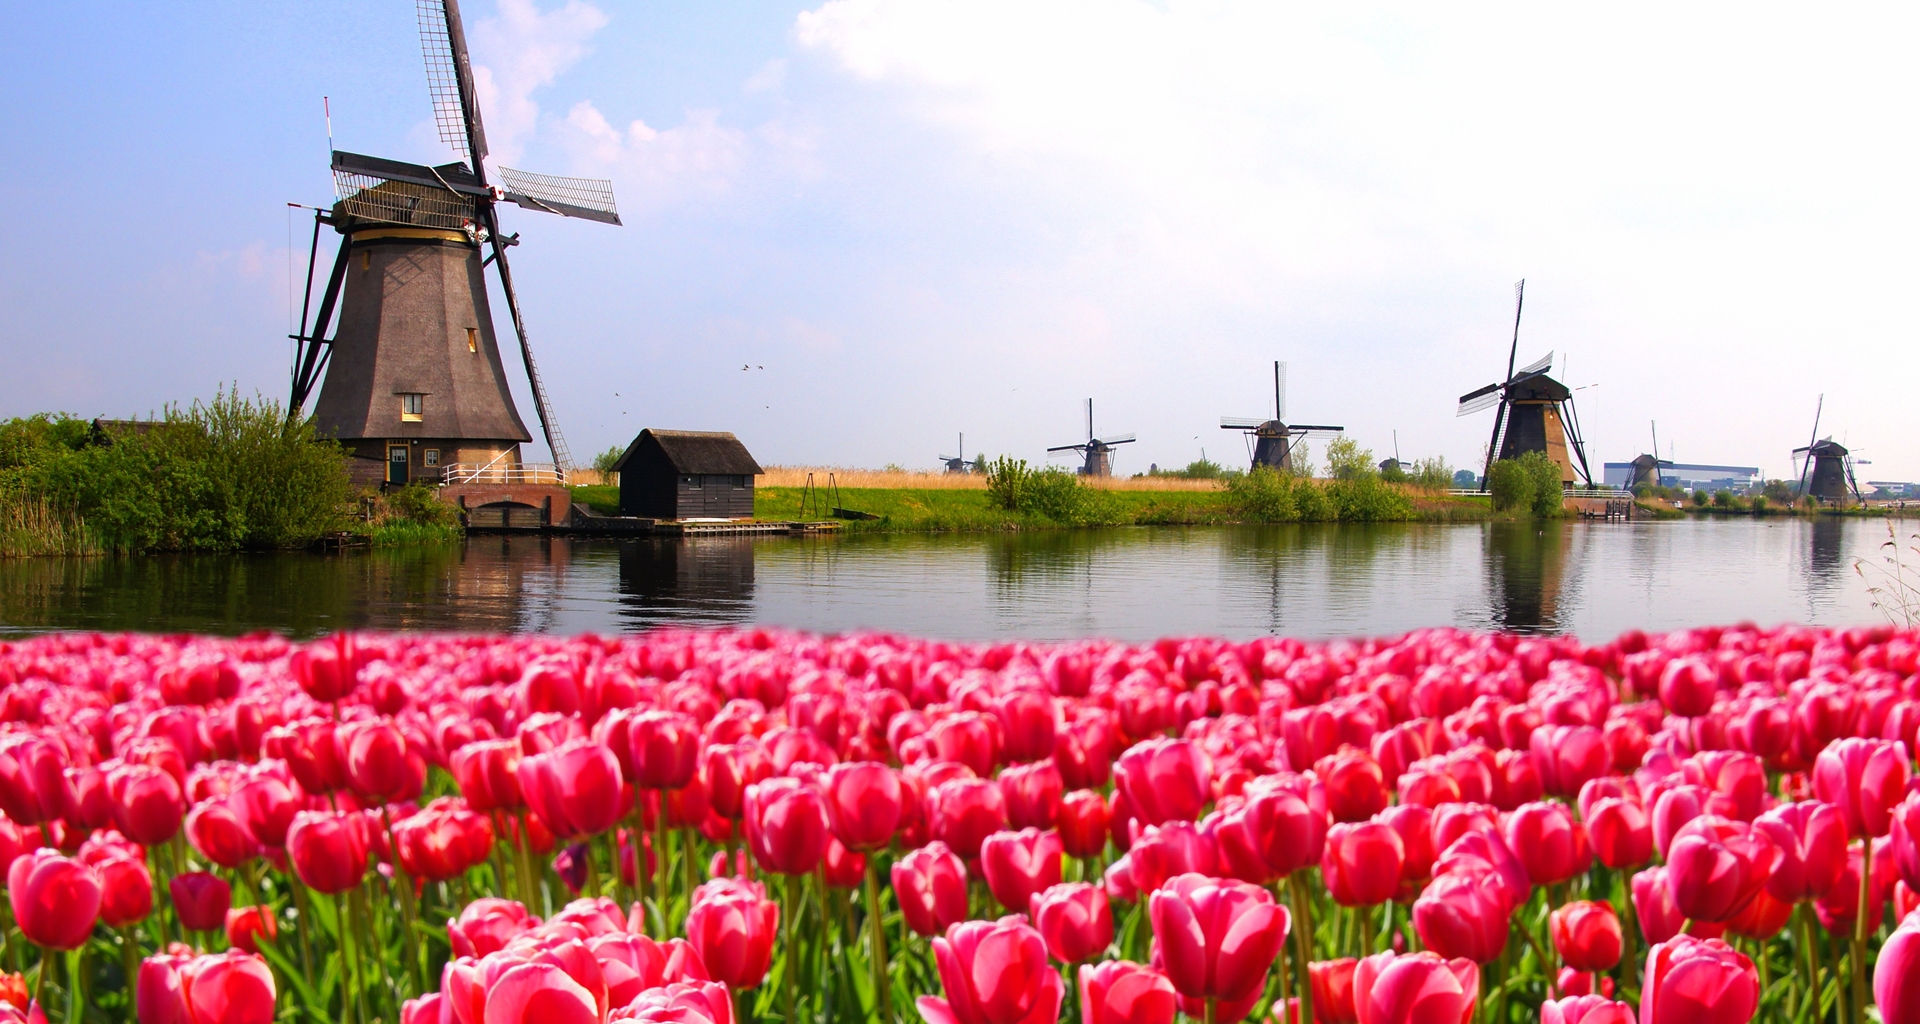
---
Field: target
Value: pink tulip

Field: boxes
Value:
[1755,800,1848,902]
[1504,802,1592,886]
[1541,995,1636,1024]
[1350,951,1478,1024]
[1876,910,1920,1024]
[980,828,1063,915]
[9,849,99,950]
[1113,739,1212,828]
[1147,873,1290,1004]
[1322,821,1404,907]
[893,841,970,938]
[916,915,1064,1024]
[1079,960,1176,1024]
[1639,935,1757,1024]
[1413,871,1510,964]
[181,949,277,1024]
[483,961,600,1024]
[1032,882,1113,965]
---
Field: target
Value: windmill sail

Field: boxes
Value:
[1456,382,1502,417]
[1516,351,1553,377]
[497,166,622,225]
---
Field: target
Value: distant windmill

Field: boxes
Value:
[1219,361,1344,474]
[1792,396,1864,504]
[287,0,622,484]
[1627,421,1675,489]
[1049,400,1135,477]
[940,433,980,474]
[1455,280,1594,489]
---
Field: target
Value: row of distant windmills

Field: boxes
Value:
[981,280,1868,503]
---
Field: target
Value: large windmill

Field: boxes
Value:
[1456,280,1594,489]
[1048,400,1135,477]
[1219,361,1344,474]
[1792,396,1864,504]
[286,0,621,487]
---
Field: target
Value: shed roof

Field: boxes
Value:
[612,429,763,475]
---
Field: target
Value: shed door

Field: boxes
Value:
[387,445,409,485]
[704,476,729,516]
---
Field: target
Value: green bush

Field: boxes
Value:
[1227,467,1297,522]
[1713,489,1735,508]
[983,456,1120,526]
[1692,490,1709,506]
[0,389,354,553]
[1410,457,1454,490]
[1325,436,1375,481]
[1145,458,1229,480]
[1326,475,1416,520]
[1752,495,1770,513]
[1487,451,1565,517]
[1227,466,1412,522]
[591,446,624,476]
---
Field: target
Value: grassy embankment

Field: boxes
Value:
[576,459,1493,532]
[0,393,461,557]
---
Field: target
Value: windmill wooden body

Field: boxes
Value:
[1456,280,1594,489]
[1220,361,1343,474]
[286,0,620,488]
[1793,397,1864,504]
[1049,400,1134,477]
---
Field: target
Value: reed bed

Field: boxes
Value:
[757,467,1225,492]
[0,487,102,557]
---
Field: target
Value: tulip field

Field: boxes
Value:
[0,626,1918,1024]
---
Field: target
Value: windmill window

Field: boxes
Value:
[682,475,701,489]
[400,394,424,422]
[465,327,478,353]
[423,449,440,467]
[361,251,371,271]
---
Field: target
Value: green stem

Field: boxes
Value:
[1288,875,1314,1024]
[1853,838,1869,1024]
[656,792,671,933]
[633,804,652,935]
[866,861,892,1024]
[785,873,801,1024]
[65,948,83,1024]
[291,883,316,997]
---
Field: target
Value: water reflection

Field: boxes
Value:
[616,538,755,627]
[0,518,1896,640]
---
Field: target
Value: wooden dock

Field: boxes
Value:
[559,513,841,537]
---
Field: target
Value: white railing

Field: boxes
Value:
[441,463,568,486]
[1562,489,1625,499]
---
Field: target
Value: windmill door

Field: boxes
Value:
[388,445,409,486]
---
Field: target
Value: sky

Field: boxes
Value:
[3,2,1916,482]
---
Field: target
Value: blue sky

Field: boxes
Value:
[4,2,1916,481]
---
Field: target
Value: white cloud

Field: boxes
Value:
[556,103,748,205]
[467,0,610,165]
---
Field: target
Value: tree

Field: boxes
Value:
[1324,436,1375,481]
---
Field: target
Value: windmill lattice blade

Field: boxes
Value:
[1276,361,1287,422]
[1288,425,1345,433]
[1097,434,1137,445]
[1221,416,1264,429]
[416,0,470,154]
[1517,350,1553,376]
[497,167,623,225]
[1456,390,1502,417]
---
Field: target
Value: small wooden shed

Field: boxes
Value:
[611,429,763,520]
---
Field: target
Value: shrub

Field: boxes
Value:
[984,456,1119,526]
[1713,489,1735,508]
[1410,457,1454,490]
[0,389,353,553]
[1325,437,1375,481]
[591,446,624,476]
[1325,475,1415,521]
[1227,467,1297,522]
[1487,459,1534,513]
[1752,495,1770,513]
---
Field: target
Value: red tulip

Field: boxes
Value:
[171,872,231,933]
[1639,935,1758,1024]
[1056,713,1117,790]
[185,802,259,870]
[629,710,701,791]
[1240,774,1328,878]
[1658,657,1718,718]
[1630,867,1725,945]
[449,739,524,812]
[1412,871,1511,964]
[446,898,537,958]
[1000,760,1065,831]
[744,776,829,876]
[1755,800,1848,902]
[1586,797,1653,870]
[1322,821,1404,907]
[1079,960,1176,1024]
[0,737,72,826]
[823,836,866,889]
[1541,995,1635,1024]
[1666,817,1779,923]
[108,763,184,847]
[1432,831,1530,915]
[262,719,346,795]
[517,739,624,840]
[291,635,357,702]
[285,811,367,894]
[589,931,707,1005]
[1503,801,1591,886]
[684,888,777,989]
[1309,958,1359,1024]
[225,906,277,955]
[917,915,1064,1024]
[1114,739,1213,827]
[97,854,153,927]
[1550,901,1623,972]
[823,761,904,851]
[340,720,425,803]
[1148,873,1290,1004]
[1350,951,1478,1024]
[1683,751,1767,823]
[929,777,1010,862]
[1378,804,1436,884]
[981,827,1064,914]
[1316,749,1389,824]
[619,980,734,1024]
[1898,793,1920,894]
[929,711,1002,778]
[1489,748,1544,811]
[1815,838,1896,937]
[1032,881,1113,964]
[1813,737,1910,839]
[1430,803,1501,857]
[173,948,277,1024]
[1876,910,1920,1024]
[231,773,300,850]
[702,741,772,821]
[1059,790,1112,860]
[996,690,1058,764]
[9,849,99,950]
[1129,821,1217,896]
[892,841,969,938]
[1207,802,1276,887]
[484,961,599,1024]
[1529,725,1609,798]
[1724,886,1792,940]
[393,803,493,883]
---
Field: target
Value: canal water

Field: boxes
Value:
[0,517,1905,642]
